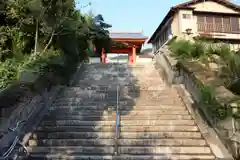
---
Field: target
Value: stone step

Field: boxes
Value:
[60,92,110,98]
[28,139,115,147]
[132,69,160,73]
[54,97,180,105]
[69,83,166,90]
[127,85,166,91]
[28,138,207,147]
[43,114,192,121]
[40,119,195,126]
[36,125,199,132]
[77,74,163,79]
[64,85,167,92]
[118,146,212,154]
[130,65,155,68]
[129,77,162,81]
[54,95,179,103]
[72,85,166,91]
[36,125,115,132]
[27,154,215,160]
[53,98,183,106]
[115,155,215,160]
[58,93,178,101]
[131,67,159,70]
[132,70,158,73]
[65,86,115,91]
[26,146,115,155]
[26,146,212,154]
[72,79,134,85]
[130,76,163,80]
[47,109,190,116]
[31,131,202,139]
[43,114,113,121]
[83,63,122,67]
[61,89,177,98]
[49,105,187,111]
[127,88,179,96]
[132,73,161,77]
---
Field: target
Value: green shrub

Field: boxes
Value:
[168,39,233,61]
[219,53,240,88]
[0,59,21,90]
[211,44,240,92]
[168,39,195,60]
[0,49,65,90]
[169,38,240,95]
[192,40,206,58]
[168,39,213,61]
[19,50,60,74]
[197,84,230,120]
[214,43,232,58]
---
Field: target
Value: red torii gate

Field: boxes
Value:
[101,32,148,64]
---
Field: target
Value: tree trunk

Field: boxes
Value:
[34,19,39,56]
[43,31,55,53]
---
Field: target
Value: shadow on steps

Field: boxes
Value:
[23,63,142,159]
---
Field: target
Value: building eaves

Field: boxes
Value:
[110,32,148,39]
[147,0,240,44]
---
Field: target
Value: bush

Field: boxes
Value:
[169,39,232,59]
[197,84,229,120]
[0,59,21,90]
[20,50,61,74]
[169,39,240,95]
[168,39,195,60]
[169,39,213,60]
[0,49,70,90]
[218,52,240,90]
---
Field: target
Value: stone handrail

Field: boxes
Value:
[154,47,177,85]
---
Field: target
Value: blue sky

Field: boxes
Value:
[76,0,240,48]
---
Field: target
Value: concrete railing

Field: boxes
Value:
[154,46,177,85]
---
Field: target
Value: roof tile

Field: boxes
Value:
[110,32,148,39]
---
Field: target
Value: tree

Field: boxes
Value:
[90,14,112,55]
[0,0,113,90]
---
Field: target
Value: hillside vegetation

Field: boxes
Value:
[0,0,111,90]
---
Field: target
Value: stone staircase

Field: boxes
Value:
[25,63,216,159]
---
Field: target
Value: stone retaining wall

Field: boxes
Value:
[154,48,237,158]
[0,71,58,133]
[0,62,83,159]
[0,86,61,133]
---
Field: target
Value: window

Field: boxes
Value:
[156,38,159,50]
[206,15,213,23]
[197,15,205,23]
[197,14,240,33]
[160,37,162,46]
[214,16,222,32]
[183,14,191,19]
[223,17,231,32]
[154,25,172,50]
[206,15,214,31]
[231,17,239,32]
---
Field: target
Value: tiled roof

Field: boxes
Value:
[110,32,148,39]
[173,0,240,10]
